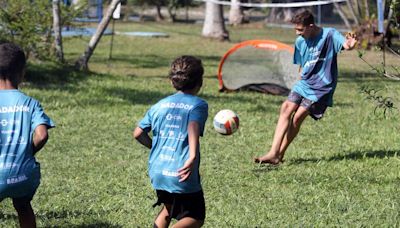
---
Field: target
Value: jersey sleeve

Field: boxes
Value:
[138,106,154,133]
[332,28,345,54]
[189,102,208,137]
[31,101,55,131]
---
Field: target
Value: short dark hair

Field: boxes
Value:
[169,56,204,91]
[0,42,26,80]
[291,10,315,26]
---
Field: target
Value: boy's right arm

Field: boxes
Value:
[133,127,152,149]
[33,124,49,155]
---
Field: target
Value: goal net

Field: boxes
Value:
[218,40,299,95]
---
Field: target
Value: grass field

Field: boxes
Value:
[0,21,399,227]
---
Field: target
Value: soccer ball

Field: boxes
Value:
[213,109,239,135]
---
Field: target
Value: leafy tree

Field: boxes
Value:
[0,0,82,60]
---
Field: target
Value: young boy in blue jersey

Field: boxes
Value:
[0,42,55,228]
[254,10,357,165]
[134,56,208,228]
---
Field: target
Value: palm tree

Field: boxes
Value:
[202,1,229,41]
[75,0,121,71]
[52,0,64,63]
[229,0,244,26]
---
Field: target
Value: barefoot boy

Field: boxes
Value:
[255,10,357,164]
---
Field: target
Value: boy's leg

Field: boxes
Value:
[154,205,172,228]
[278,106,309,159]
[12,197,36,228]
[254,100,299,164]
[172,217,203,228]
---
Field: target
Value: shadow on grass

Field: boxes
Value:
[43,222,122,228]
[97,54,222,69]
[95,54,170,69]
[289,149,399,165]
[340,70,400,83]
[102,87,169,105]
[102,87,281,107]
[329,149,399,161]
[196,54,224,68]
[38,210,122,228]
[1,211,122,228]
[24,63,93,91]
[251,164,281,174]
[0,211,17,220]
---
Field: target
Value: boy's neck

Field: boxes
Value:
[0,79,18,90]
[180,87,200,95]
[310,26,322,39]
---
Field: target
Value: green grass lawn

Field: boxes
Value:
[1,21,399,227]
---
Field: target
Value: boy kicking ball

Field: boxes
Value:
[254,10,357,165]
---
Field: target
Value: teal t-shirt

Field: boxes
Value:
[292,27,345,106]
[0,90,54,199]
[139,92,208,193]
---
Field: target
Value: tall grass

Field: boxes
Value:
[0,22,399,227]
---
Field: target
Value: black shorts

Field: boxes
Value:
[288,91,328,120]
[154,190,206,221]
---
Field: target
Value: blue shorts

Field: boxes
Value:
[288,91,328,120]
[0,164,41,201]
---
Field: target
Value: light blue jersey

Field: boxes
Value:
[0,90,54,199]
[139,92,208,193]
[292,28,345,106]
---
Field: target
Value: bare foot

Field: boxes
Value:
[253,153,281,165]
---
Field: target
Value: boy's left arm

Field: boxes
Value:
[32,124,49,155]
[133,127,152,149]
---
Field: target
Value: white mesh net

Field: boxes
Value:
[221,43,299,93]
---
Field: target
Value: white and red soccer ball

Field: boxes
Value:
[213,109,239,135]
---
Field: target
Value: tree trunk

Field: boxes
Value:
[266,0,303,23]
[167,1,177,22]
[354,0,361,18]
[75,0,121,71]
[346,0,360,26]
[155,4,164,21]
[267,8,279,23]
[334,2,352,29]
[363,0,370,19]
[202,1,229,41]
[52,0,64,63]
[229,0,244,26]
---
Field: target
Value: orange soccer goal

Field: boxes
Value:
[217,40,299,95]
